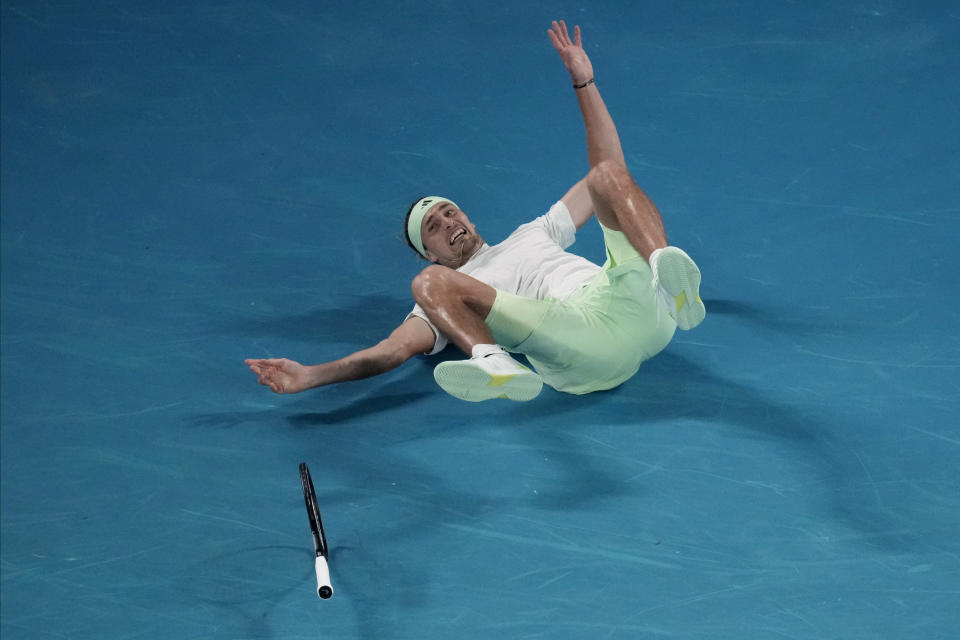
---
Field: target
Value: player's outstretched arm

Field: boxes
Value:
[245,317,436,394]
[547,20,625,168]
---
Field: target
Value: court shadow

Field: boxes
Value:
[190,388,435,431]
[218,341,917,559]
[476,352,821,514]
[287,391,434,426]
[220,292,413,344]
[425,347,917,554]
[603,351,919,551]
[706,298,847,333]
[624,351,827,442]
[202,345,920,639]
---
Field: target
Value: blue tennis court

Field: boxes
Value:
[2,2,958,638]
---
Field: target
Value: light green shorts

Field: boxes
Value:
[484,224,676,394]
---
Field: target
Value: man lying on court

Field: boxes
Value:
[246,20,705,402]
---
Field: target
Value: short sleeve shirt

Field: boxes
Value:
[408,201,601,354]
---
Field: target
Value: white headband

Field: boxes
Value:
[406,196,457,258]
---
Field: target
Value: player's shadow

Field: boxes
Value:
[190,388,435,431]
[487,352,821,514]
[189,392,433,430]
[540,350,918,552]
[706,298,852,334]
[210,346,921,639]
[233,343,911,555]
[286,391,435,426]
[222,298,917,560]
[219,292,413,344]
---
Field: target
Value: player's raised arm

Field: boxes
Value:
[559,177,596,229]
[548,20,626,168]
[245,316,436,394]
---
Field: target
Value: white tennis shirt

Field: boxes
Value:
[407,200,601,354]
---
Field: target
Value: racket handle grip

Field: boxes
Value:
[315,555,333,599]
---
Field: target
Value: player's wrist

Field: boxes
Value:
[573,77,594,90]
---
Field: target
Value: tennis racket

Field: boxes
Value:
[299,462,333,599]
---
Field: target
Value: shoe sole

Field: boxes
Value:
[655,247,706,330]
[434,361,542,402]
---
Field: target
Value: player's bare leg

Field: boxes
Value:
[586,160,666,262]
[411,265,542,401]
[410,265,498,355]
[550,20,705,329]
[584,160,704,329]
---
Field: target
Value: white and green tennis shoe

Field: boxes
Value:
[434,345,542,402]
[650,246,706,330]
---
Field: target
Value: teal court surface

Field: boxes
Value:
[2,2,959,638]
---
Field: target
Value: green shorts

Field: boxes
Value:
[484,224,676,394]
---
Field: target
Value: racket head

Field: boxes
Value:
[299,462,328,557]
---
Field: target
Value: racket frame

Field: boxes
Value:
[299,462,329,558]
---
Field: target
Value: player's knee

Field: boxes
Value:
[587,159,634,194]
[411,264,452,304]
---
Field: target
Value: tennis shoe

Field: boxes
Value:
[434,348,542,402]
[650,246,706,330]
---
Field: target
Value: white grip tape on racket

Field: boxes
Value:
[315,555,333,599]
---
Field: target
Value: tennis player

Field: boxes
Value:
[246,20,705,402]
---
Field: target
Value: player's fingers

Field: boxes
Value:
[248,360,279,374]
[550,21,566,46]
[574,25,582,48]
[547,26,561,51]
[558,19,570,44]
[255,358,287,373]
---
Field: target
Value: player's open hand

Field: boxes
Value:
[548,20,594,86]
[245,357,311,394]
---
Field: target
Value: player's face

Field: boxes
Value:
[420,201,482,267]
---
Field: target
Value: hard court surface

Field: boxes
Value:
[2,2,959,638]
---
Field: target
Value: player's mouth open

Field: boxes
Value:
[449,229,466,245]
